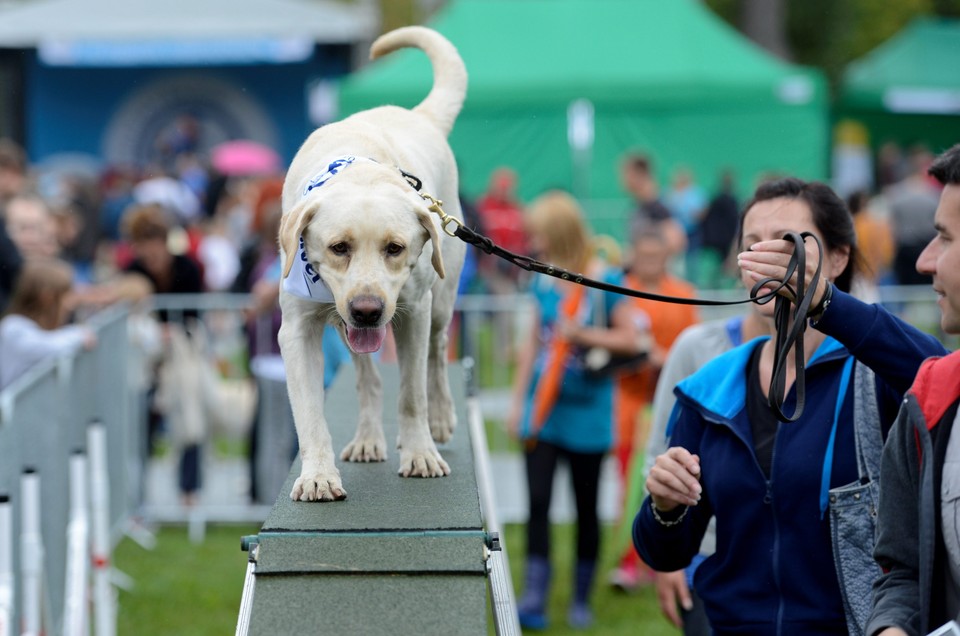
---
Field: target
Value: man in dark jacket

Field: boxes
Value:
[867,143,960,636]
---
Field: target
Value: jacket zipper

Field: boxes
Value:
[707,408,787,635]
[768,423,785,636]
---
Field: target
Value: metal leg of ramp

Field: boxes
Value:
[235,538,257,636]
[484,533,520,636]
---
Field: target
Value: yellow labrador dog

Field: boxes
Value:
[278,26,467,501]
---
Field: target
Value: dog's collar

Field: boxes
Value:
[300,155,380,199]
[301,155,427,198]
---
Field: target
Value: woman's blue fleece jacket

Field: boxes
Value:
[633,288,948,635]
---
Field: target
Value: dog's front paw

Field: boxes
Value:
[341,432,388,463]
[398,447,451,478]
[290,468,347,502]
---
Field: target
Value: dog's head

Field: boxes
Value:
[279,172,444,354]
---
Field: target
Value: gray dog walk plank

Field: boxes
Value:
[248,362,489,634]
[248,574,488,635]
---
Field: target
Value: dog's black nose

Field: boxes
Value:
[349,296,384,326]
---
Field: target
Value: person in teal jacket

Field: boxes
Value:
[634,178,948,635]
[507,190,643,630]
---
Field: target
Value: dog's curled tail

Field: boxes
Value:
[371,26,467,138]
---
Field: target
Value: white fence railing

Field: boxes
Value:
[0,303,141,636]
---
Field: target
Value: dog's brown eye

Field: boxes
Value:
[329,242,349,256]
[385,242,405,256]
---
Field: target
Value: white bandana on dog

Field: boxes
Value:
[283,235,334,303]
[283,156,379,303]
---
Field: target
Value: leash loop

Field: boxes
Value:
[760,231,822,423]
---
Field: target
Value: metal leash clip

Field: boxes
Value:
[420,192,463,238]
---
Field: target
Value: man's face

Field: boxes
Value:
[917,183,960,334]
[630,235,669,283]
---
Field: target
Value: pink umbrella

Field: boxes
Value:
[210,140,282,176]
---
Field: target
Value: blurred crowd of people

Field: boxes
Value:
[0,133,939,350]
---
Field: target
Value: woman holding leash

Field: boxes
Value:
[633,178,948,635]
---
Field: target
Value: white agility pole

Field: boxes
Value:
[20,468,42,636]
[88,422,115,636]
[64,451,89,636]
[0,493,12,636]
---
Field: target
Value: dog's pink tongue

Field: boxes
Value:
[346,325,387,353]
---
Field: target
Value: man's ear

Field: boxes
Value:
[278,202,318,279]
[416,206,445,279]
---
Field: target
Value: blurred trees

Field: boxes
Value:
[379,0,446,34]
[380,0,960,94]
[706,0,960,89]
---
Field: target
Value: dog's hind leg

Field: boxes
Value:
[393,295,451,478]
[340,350,388,462]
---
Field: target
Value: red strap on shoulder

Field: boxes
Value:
[909,351,960,430]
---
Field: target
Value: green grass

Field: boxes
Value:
[499,523,677,635]
[114,523,676,635]
[484,417,522,454]
[114,524,259,636]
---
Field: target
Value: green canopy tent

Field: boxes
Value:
[840,17,960,156]
[338,0,828,236]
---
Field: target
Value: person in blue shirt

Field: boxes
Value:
[507,190,644,630]
[634,178,948,636]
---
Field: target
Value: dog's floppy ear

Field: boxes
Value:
[416,206,445,279]
[278,202,318,279]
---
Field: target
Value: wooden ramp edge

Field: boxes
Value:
[241,362,490,635]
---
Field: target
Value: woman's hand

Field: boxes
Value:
[654,570,693,629]
[737,237,829,308]
[647,446,702,511]
[554,316,581,343]
[81,328,98,350]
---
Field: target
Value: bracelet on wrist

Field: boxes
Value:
[651,500,688,527]
[808,281,834,325]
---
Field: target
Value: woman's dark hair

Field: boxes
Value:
[738,177,861,293]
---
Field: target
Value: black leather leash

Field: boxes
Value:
[764,231,821,422]
[404,173,822,422]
